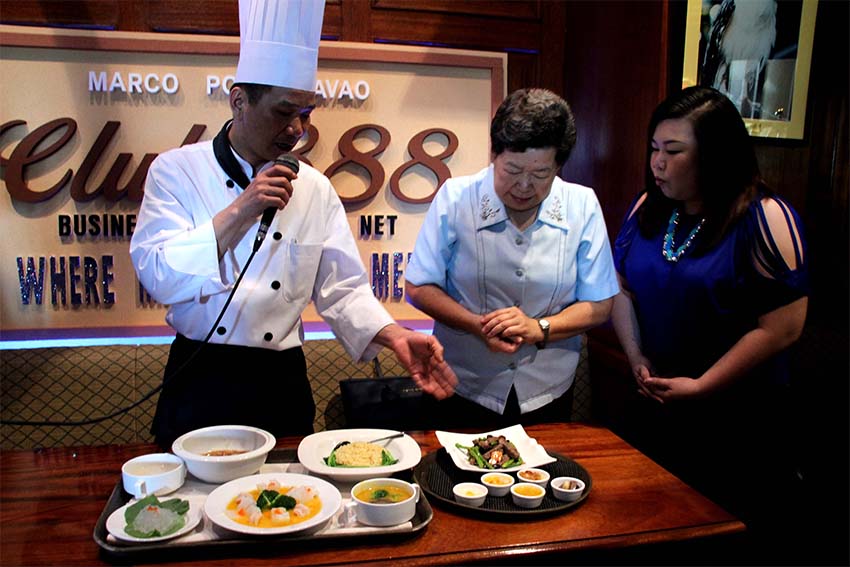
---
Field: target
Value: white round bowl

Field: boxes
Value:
[550,476,585,502]
[516,467,550,488]
[351,477,420,526]
[452,482,487,507]
[121,452,186,498]
[480,472,515,497]
[510,482,545,509]
[171,425,275,484]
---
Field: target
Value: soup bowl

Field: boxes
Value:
[350,477,420,526]
[121,453,186,499]
[171,425,275,484]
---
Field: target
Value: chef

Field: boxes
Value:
[130,0,456,448]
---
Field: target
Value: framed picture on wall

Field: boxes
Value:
[682,0,818,139]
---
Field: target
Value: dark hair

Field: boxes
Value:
[490,88,577,166]
[233,83,273,105]
[638,86,768,251]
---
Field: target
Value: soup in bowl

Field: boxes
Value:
[350,478,419,526]
[172,425,275,484]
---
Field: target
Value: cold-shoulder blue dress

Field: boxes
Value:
[613,193,808,537]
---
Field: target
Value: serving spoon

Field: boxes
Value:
[332,432,405,452]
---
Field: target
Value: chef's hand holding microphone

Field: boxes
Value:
[212,154,300,257]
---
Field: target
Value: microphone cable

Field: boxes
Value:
[0,160,299,427]
[0,245,263,427]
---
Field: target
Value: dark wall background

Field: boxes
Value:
[3,0,847,562]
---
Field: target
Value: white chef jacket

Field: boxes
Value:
[405,165,619,414]
[130,140,393,361]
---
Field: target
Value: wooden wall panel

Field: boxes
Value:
[561,0,669,240]
[372,0,541,21]
[338,0,370,42]
[538,0,566,92]
[0,0,119,29]
[506,52,538,94]
[146,0,238,35]
[322,1,342,39]
[787,0,848,325]
[365,10,542,52]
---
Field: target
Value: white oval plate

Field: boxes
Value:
[106,497,203,543]
[436,424,556,473]
[204,472,341,536]
[297,428,422,483]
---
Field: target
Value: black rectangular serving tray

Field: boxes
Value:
[93,448,433,560]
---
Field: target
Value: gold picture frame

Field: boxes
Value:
[682,0,818,139]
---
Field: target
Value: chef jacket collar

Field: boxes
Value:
[212,120,255,189]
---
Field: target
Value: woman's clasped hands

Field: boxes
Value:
[632,362,705,404]
[479,306,542,353]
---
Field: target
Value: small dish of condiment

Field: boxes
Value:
[517,467,550,488]
[510,482,545,509]
[452,482,487,507]
[480,472,515,497]
[550,476,585,502]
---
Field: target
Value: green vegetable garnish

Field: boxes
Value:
[381,449,398,466]
[324,451,338,467]
[256,489,296,511]
[123,495,189,538]
[456,443,491,469]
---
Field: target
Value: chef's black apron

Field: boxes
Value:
[151,335,315,449]
[150,122,314,449]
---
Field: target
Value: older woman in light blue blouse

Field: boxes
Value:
[406,88,619,428]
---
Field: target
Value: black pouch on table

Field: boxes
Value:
[339,360,437,431]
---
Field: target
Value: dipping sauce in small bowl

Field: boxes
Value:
[452,482,487,507]
[550,476,586,502]
[510,482,545,509]
[481,472,515,497]
[517,467,550,488]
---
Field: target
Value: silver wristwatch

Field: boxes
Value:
[536,318,550,349]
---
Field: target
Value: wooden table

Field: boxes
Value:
[0,423,745,566]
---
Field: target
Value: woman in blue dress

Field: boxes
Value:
[612,86,808,552]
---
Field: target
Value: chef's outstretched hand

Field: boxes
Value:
[376,324,457,400]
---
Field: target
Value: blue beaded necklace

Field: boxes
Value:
[662,209,705,262]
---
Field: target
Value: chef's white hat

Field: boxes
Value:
[235,0,325,91]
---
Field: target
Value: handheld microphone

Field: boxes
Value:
[253,153,300,252]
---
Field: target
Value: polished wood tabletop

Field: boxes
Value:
[0,423,744,566]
